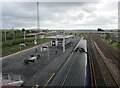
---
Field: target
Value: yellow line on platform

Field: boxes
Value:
[44,73,55,88]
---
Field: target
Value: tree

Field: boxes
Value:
[12,27,15,40]
[42,30,47,32]
[26,30,30,34]
[22,28,25,32]
[97,28,104,31]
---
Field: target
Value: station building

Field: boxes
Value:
[46,35,74,52]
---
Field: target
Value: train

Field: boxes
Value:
[48,38,89,87]
[74,39,89,86]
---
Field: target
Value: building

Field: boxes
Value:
[46,35,74,46]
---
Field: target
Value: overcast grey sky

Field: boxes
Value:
[1,0,119,30]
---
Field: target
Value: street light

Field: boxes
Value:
[24,31,26,41]
[41,44,49,61]
[34,1,39,47]
[47,45,49,61]
[63,30,65,52]
[22,28,26,42]
[55,33,58,53]
[19,43,26,58]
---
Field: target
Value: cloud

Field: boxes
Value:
[1,1,118,29]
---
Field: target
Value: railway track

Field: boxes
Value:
[92,34,119,87]
[94,41,119,87]
[94,35,119,69]
[87,34,106,87]
[87,34,119,87]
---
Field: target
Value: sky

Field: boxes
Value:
[1,0,119,30]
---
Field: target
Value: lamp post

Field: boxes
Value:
[22,28,26,42]
[55,33,58,53]
[24,31,26,41]
[34,2,39,46]
[47,45,49,61]
[19,43,26,58]
[32,2,40,87]
[63,30,65,52]
[37,2,40,31]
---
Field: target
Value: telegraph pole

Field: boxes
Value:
[35,2,40,42]
[47,46,49,61]
[37,2,40,31]
[63,30,65,52]
[32,2,40,86]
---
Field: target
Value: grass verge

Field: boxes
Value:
[104,38,120,50]
[2,38,51,56]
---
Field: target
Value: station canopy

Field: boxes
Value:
[46,35,74,39]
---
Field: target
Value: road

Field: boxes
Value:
[2,37,80,86]
[48,39,88,87]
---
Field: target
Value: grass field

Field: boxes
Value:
[104,38,120,50]
[2,37,51,56]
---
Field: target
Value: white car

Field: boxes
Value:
[27,56,37,62]
[24,55,40,64]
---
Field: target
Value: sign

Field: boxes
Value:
[20,43,26,46]
[41,45,48,51]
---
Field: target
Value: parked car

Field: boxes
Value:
[24,54,40,64]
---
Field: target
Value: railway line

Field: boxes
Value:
[93,34,119,87]
[87,34,119,87]
[94,35,119,69]
[87,35,106,87]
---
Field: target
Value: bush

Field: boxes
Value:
[117,43,120,49]
[24,59,29,64]
[2,38,51,56]
[2,39,25,47]
[13,39,24,45]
